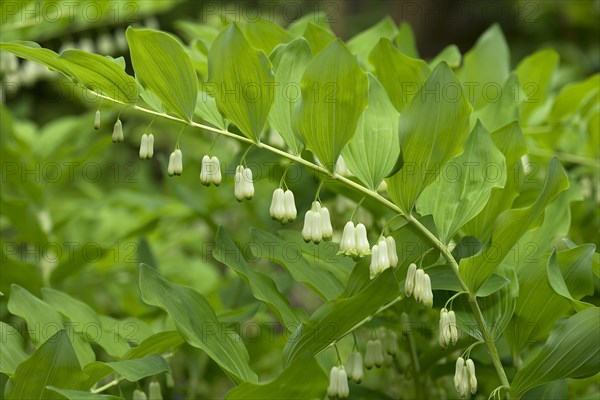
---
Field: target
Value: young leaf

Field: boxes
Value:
[293,39,368,172]
[416,121,506,243]
[207,23,275,142]
[126,27,197,121]
[546,246,595,311]
[369,38,430,112]
[395,23,419,58]
[302,22,336,55]
[213,226,307,330]
[241,18,294,55]
[138,264,257,383]
[385,63,472,214]
[459,158,569,293]
[430,45,461,69]
[83,355,171,388]
[347,16,398,66]
[342,74,400,189]
[0,322,27,376]
[268,38,312,155]
[473,73,525,132]
[510,307,600,398]
[195,91,227,130]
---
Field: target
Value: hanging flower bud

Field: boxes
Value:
[454,357,465,393]
[283,190,296,222]
[439,308,450,349]
[466,359,477,394]
[385,236,398,267]
[377,239,390,271]
[327,366,340,398]
[364,339,384,369]
[302,210,314,242]
[242,167,254,200]
[270,188,286,221]
[210,156,222,186]
[414,269,425,303]
[448,310,458,344]
[422,273,433,308]
[94,110,101,130]
[139,133,154,159]
[354,223,370,257]
[384,330,399,356]
[112,119,123,142]
[459,365,470,398]
[168,149,182,176]
[369,244,380,279]
[345,351,364,384]
[337,366,349,398]
[338,221,356,256]
[320,206,333,241]
[405,263,417,297]
[133,389,147,400]
[309,204,323,243]
[200,155,210,185]
[148,381,163,400]
[234,165,245,202]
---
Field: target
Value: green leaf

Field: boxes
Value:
[459,158,569,293]
[0,41,63,71]
[546,247,595,311]
[41,288,101,330]
[207,23,274,141]
[195,91,227,129]
[427,266,509,297]
[6,330,87,400]
[511,307,600,398]
[225,358,327,399]
[515,49,559,124]
[550,74,600,122]
[283,269,398,366]
[369,38,430,112]
[347,17,398,66]
[83,355,170,388]
[293,39,368,171]
[268,38,312,155]
[417,121,506,243]
[460,24,510,109]
[474,73,525,132]
[302,22,336,55]
[395,23,419,58]
[123,331,183,360]
[47,388,122,400]
[430,45,461,69]
[385,63,472,214]
[138,264,257,383]
[251,229,346,300]
[241,18,294,55]
[213,226,307,330]
[0,322,28,376]
[342,74,400,190]
[126,27,197,121]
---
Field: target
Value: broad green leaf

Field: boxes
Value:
[127,27,197,121]
[0,322,28,375]
[460,24,510,109]
[385,63,472,214]
[226,358,327,399]
[395,23,419,58]
[342,74,400,189]
[417,121,506,243]
[347,16,398,66]
[511,307,600,398]
[47,388,122,400]
[283,269,398,366]
[83,354,170,388]
[0,41,63,71]
[427,266,509,297]
[268,38,312,155]
[123,331,183,360]
[463,121,526,241]
[208,23,274,141]
[251,229,346,300]
[547,246,595,311]
[41,288,101,330]
[6,330,87,400]
[302,22,336,55]
[430,45,461,68]
[213,226,307,330]
[369,38,430,112]
[474,73,525,132]
[195,91,227,130]
[293,39,368,171]
[522,380,567,400]
[515,48,559,123]
[138,264,257,383]
[241,18,294,55]
[550,74,600,122]
[459,158,569,293]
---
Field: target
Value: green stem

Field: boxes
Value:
[89,89,511,392]
[404,313,423,399]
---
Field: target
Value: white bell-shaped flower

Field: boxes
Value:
[234,166,245,202]
[364,339,384,369]
[405,263,417,297]
[413,269,425,303]
[148,381,162,400]
[354,223,370,256]
[439,308,451,349]
[309,206,323,243]
[384,330,399,356]
[466,359,477,394]
[139,133,154,159]
[369,244,380,279]
[210,156,222,186]
[377,239,390,271]
[345,351,364,384]
[200,155,211,185]
[422,273,433,308]
[320,206,333,241]
[94,110,100,130]
[302,210,314,242]
[132,389,147,400]
[167,149,182,176]
[283,190,296,222]
[337,366,349,398]
[448,310,458,345]
[454,357,465,393]
[327,366,339,398]
[270,188,286,221]
[242,167,254,200]
[459,365,470,398]
[338,221,356,256]
[385,236,398,267]
[112,119,123,142]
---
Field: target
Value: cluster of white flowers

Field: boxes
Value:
[112,118,124,142]
[234,165,254,201]
[302,201,333,243]
[167,149,183,176]
[345,351,364,384]
[455,357,477,398]
[364,339,384,369]
[327,366,349,399]
[269,188,297,223]
[404,263,433,308]
[200,155,222,185]
[139,133,155,159]
[438,308,458,349]
[338,222,370,257]
[369,236,398,278]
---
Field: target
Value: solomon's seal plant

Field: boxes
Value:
[1,9,598,400]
